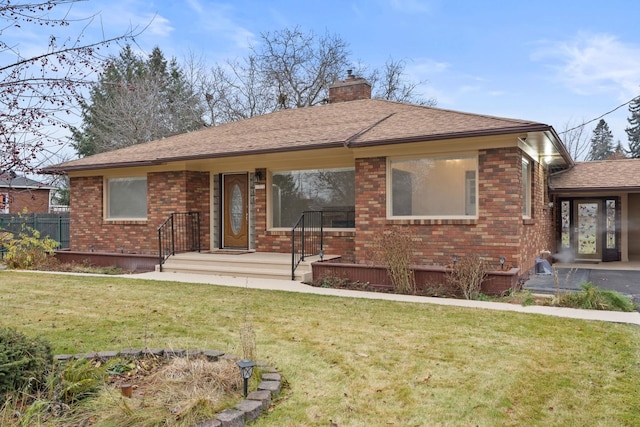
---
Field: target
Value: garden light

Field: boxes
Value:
[236,359,256,397]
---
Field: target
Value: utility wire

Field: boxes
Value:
[559,96,637,134]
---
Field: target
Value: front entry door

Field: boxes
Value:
[222,173,248,248]
[559,197,620,262]
[574,200,601,261]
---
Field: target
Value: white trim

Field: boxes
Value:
[386,152,479,220]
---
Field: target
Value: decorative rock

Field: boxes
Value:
[235,399,263,423]
[186,349,203,358]
[258,380,281,397]
[119,349,142,358]
[192,419,222,427]
[216,409,244,427]
[54,354,73,362]
[165,349,186,358]
[261,372,281,382]
[247,390,271,410]
[143,348,164,357]
[97,350,119,359]
[203,349,225,361]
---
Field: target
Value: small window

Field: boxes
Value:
[107,177,147,219]
[389,154,478,218]
[522,158,531,218]
[0,193,9,214]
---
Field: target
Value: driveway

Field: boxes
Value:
[524,268,640,302]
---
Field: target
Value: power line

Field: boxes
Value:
[559,96,637,134]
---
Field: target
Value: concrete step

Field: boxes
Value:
[161,263,311,282]
[159,252,335,282]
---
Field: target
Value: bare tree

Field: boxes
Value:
[559,120,590,161]
[253,26,350,109]
[366,58,436,106]
[0,1,140,173]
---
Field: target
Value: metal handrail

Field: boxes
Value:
[158,211,201,271]
[291,211,322,280]
[290,209,355,280]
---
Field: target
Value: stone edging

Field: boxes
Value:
[54,348,282,427]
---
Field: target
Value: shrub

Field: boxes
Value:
[555,283,636,312]
[50,358,106,404]
[0,328,52,400]
[446,255,488,300]
[373,229,416,294]
[3,225,59,270]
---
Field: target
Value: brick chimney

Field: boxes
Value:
[328,70,371,103]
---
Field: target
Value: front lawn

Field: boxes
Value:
[1,272,639,426]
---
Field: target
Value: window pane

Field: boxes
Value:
[522,159,531,217]
[271,168,355,228]
[606,199,616,249]
[390,156,477,217]
[108,177,147,219]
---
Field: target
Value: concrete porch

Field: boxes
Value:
[159,251,339,282]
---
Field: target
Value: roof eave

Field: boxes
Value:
[549,186,640,194]
[42,141,347,173]
[348,124,555,148]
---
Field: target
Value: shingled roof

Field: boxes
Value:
[549,159,640,192]
[47,98,557,172]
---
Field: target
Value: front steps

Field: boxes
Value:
[159,252,336,282]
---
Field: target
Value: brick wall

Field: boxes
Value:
[3,188,50,213]
[352,148,541,270]
[70,171,210,255]
[520,159,554,275]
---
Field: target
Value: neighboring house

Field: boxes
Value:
[0,174,56,214]
[44,74,576,279]
[549,159,640,263]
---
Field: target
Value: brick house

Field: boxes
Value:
[45,75,576,281]
[0,174,55,214]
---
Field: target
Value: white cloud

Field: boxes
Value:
[532,32,640,100]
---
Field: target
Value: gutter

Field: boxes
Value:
[346,123,555,148]
[40,142,349,173]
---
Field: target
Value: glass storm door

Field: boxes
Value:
[574,200,601,261]
[223,173,248,248]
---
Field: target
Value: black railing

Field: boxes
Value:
[290,210,355,280]
[158,212,201,271]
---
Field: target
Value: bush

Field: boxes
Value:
[0,328,52,400]
[3,225,59,270]
[555,283,636,312]
[446,255,488,300]
[51,358,106,404]
[373,229,416,294]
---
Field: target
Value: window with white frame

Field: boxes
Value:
[0,193,9,214]
[271,168,355,228]
[389,154,478,218]
[106,177,147,219]
[522,157,531,218]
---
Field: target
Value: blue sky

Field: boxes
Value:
[7,0,640,161]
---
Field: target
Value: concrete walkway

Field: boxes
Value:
[124,271,640,326]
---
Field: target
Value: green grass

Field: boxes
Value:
[2,271,640,426]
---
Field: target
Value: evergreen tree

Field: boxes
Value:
[626,96,640,158]
[587,119,614,161]
[609,141,628,160]
[71,46,204,157]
